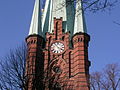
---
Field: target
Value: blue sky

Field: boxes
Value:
[0,0,120,72]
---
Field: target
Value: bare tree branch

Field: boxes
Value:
[0,43,27,90]
[113,21,120,26]
[90,63,120,90]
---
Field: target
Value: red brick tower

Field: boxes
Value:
[44,18,90,90]
[26,0,91,90]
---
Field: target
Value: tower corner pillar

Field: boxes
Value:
[25,34,45,90]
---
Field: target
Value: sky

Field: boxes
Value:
[0,0,120,72]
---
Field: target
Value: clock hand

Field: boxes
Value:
[55,44,60,49]
[57,46,64,51]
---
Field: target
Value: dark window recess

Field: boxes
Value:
[62,36,65,41]
[62,53,64,59]
[55,22,58,40]
[78,38,79,42]
[62,29,65,32]
[49,36,51,44]
[31,40,33,44]
[53,66,62,73]
[80,38,83,42]
[53,55,55,58]
[69,31,71,33]
[78,38,83,42]
[69,52,71,78]
[52,30,54,33]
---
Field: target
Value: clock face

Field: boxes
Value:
[51,42,65,54]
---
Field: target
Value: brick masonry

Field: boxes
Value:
[26,18,91,90]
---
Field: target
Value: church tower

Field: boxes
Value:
[26,0,91,90]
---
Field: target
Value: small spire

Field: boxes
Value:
[74,0,87,34]
[29,0,42,36]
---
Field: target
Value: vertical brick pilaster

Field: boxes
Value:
[54,17,63,40]
[72,33,91,90]
[26,35,44,90]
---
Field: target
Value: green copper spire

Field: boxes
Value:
[42,0,75,36]
[29,0,42,36]
[74,0,87,34]
[29,0,87,37]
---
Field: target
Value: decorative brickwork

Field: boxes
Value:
[26,35,45,90]
[26,18,91,90]
[44,18,91,90]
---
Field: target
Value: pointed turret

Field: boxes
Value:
[74,0,87,34]
[26,1,44,90]
[29,0,42,36]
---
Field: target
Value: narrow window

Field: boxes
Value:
[31,40,33,44]
[69,51,71,78]
[80,38,83,42]
[55,22,58,40]
[49,36,51,44]
[62,36,65,41]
